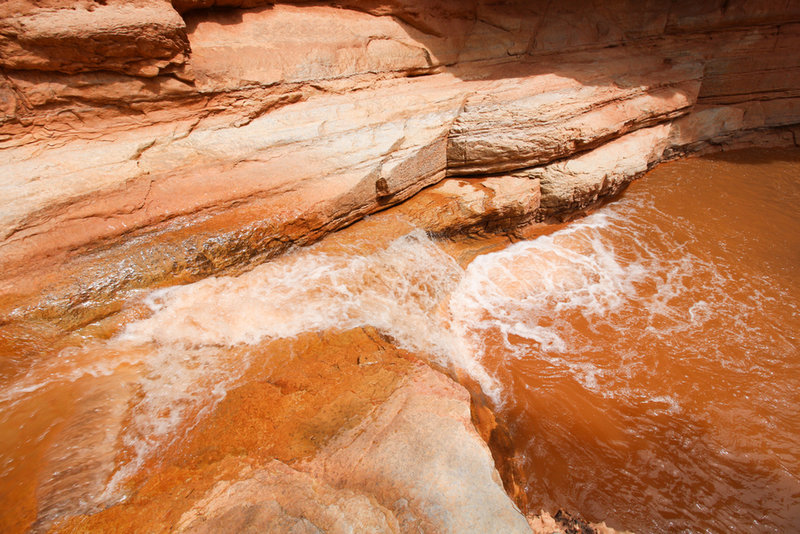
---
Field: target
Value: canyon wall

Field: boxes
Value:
[1,2,799,532]
[2,0,799,325]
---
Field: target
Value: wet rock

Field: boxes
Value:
[176,460,400,533]
[306,363,532,533]
[50,328,415,532]
[396,175,541,237]
[527,510,632,534]
[51,332,531,533]
[1,5,799,529]
[173,363,535,533]
[531,124,671,219]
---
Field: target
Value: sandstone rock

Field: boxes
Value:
[531,124,671,218]
[184,5,454,92]
[665,0,800,31]
[666,105,746,151]
[396,176,540,236]
[1,3,799,534]
[0,1,189,76]
[0,0,798,335]
[446,53,701,175]
[666,99,800,156]
[172,0,272,13]
[174,358,541,533]
[694,24,800,105]
[523,0,670,54]
[48,327,417,532]
[0,74,465,276]
[176,0,474,40]
[528,509,632,534]
[456,2,534,63]
[31,373,138,533]
[177,461,400,533]
[47,332,531,534]
[305,363,532,533]
[0,368,138,534]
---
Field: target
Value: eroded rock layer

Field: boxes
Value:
[2,0,799,325]
[1,1,798,532]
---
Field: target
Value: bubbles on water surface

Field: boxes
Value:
[448,157,800,532]
[2,230,496,505]
[3,151,799,532]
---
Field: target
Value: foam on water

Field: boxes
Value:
[448,211,647,398]
[444,152,800,531]
[445,191,799,446]
[2,149,799,532]
[91,183,794,495]
[2,230,503,503]
[122,231,461,352]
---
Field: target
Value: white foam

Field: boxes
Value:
[6,186,795,511]
[447,211,647,398]
[447,188,799,413]
[122,231,461,351]
[3,230,513,507]
[102,230,505,495]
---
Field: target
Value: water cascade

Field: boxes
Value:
[0,149,798,532]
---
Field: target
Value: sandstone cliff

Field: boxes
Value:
[1,1,799,532]
[2,0,799,325]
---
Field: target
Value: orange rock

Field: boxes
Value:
[1,0,798,328]
[0,0,189,75]
[1,6,799,528]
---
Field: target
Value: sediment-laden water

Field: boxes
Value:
[457,149,800,531]
[0,148,798,532]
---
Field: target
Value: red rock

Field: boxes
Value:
[304,364,532,533]
[0,5,799,528]
[533,125,672,217]
[0,0,189,76]
[0,0,797,327]
[176,460,401,533]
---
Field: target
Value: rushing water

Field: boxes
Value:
[0,148,798,532]
[455,149,800,531]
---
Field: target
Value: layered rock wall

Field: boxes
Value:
[0,0,796,316]
[1,0,798,318]
[2,3,798,532]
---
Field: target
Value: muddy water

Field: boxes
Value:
[458,148,800,531]
[0,225,472,532]
[0,147,798,532]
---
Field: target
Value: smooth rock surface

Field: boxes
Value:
[305,363,532,534]
[175,363,534,533]
[177,461,400,533]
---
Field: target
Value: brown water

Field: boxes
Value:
[0,148,798,532]
[457,149,800,531]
